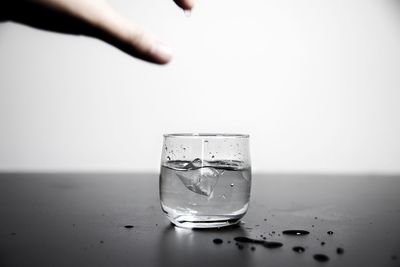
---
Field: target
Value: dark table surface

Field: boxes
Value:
[0,173,399,267]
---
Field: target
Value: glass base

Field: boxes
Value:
[167,215,242,229]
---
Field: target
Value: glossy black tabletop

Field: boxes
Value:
[0,173,399,267]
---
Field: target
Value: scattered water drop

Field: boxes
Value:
[234,236,265,244]
[321,241,325,246]
[251,246,256,251]
[167,156,171,160]
[293,246,305,253]
[221,194,226,199]
[327,231,334,235]
[124,225,134,229]
[336,247,344,255]
[263,241,283,249]
[10,232,16,236]
[282,230,310,236]
[100,240,104,244]
[230,183,234,187]
[313,254,329,262]
[238,244,244,250]
[213,238,223,244]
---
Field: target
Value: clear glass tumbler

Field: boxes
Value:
[159,133,251,228]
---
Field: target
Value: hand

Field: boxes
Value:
[0,0,195,64]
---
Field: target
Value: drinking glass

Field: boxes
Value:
[159,133,251,228]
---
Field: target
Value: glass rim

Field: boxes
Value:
[163,133,249,138]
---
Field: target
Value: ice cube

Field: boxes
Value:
[241,170,251,182]
[176,167,223,196]
[184,158,203,170]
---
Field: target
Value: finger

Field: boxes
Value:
[91,2,173,64]
[53,0,173,64]
[173,0,195,10]
[98,14,173,64]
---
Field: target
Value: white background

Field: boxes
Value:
[0,0,399,173]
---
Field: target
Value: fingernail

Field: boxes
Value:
[151,42,173,64]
